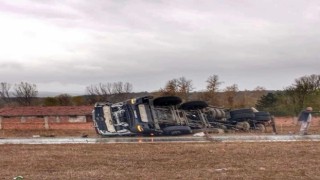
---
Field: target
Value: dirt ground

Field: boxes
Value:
[0,129,99,138]
[1,142,320,179]
[1,117,320,179]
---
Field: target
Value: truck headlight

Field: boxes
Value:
[137,125,144,132]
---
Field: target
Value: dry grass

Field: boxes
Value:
[1,118,319,179]
[273,124,320,135]
[1,142,320,179]
[0,129,98,138]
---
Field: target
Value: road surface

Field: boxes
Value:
[1,134,320,144]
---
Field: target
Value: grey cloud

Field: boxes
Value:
[1,0,320,93]
[0,62,23,70]
[0,1,79,20]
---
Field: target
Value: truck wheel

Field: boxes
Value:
[231,113,255,120]
[230,109,254,120]
[236,121,250,132]
[254,112,271,121]
[153,96,182,106]
[179,101,208,110]
[255,124,266,133]
[162,126,192,135]
[254,112,270,116]
[230,108,253,117]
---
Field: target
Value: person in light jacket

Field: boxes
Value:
[298,107,313,135]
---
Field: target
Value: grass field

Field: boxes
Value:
[1,118,320,179]
[1,142,320,179]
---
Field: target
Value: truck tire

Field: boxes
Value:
[230,109,254,121]
[230,108,253,117]
[255,123,266,133]
[254,115,271,121]
[254,112,271,121]
[254,112,270,116]
[153,96,182,106]
[231,113,255,120]
[162,126,192,135]
[179,101,208,110]
[236,121,250,131]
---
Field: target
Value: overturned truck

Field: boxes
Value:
[93,96,276,137]
[179,100,276,133]
[92,96,192,137]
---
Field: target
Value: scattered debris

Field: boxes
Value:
[214,168,228,172]
[193,132,205,137]
[13,176,24,180]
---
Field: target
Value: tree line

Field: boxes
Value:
[0,81,136,107]
[0,82,38,106]
[256,74,320,116]
[154,75,267,109]
[1,74,319,116]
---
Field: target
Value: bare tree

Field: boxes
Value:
[106,82,113,94]
[224,84,238,108]
[112,82,123,94]
[0,82,11,103]
[177,77,194,101]
[13,82,38,106]
[86,82,133,103]
[112,82,134,102]
[86,84,100,104]
[160,77,193,101]
[204,75,223,105]
[86,83,110,102]
[206,75,223,92]
[161,79,179,96]
[123,82,133,93]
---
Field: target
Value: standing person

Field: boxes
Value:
[298,107,313,135]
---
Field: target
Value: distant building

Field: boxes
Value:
[0,106,93,130]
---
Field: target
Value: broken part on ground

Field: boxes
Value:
[92,96,276,137]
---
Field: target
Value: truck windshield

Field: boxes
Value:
[138,104,150,123]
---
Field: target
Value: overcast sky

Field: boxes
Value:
[1,0,319,95]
